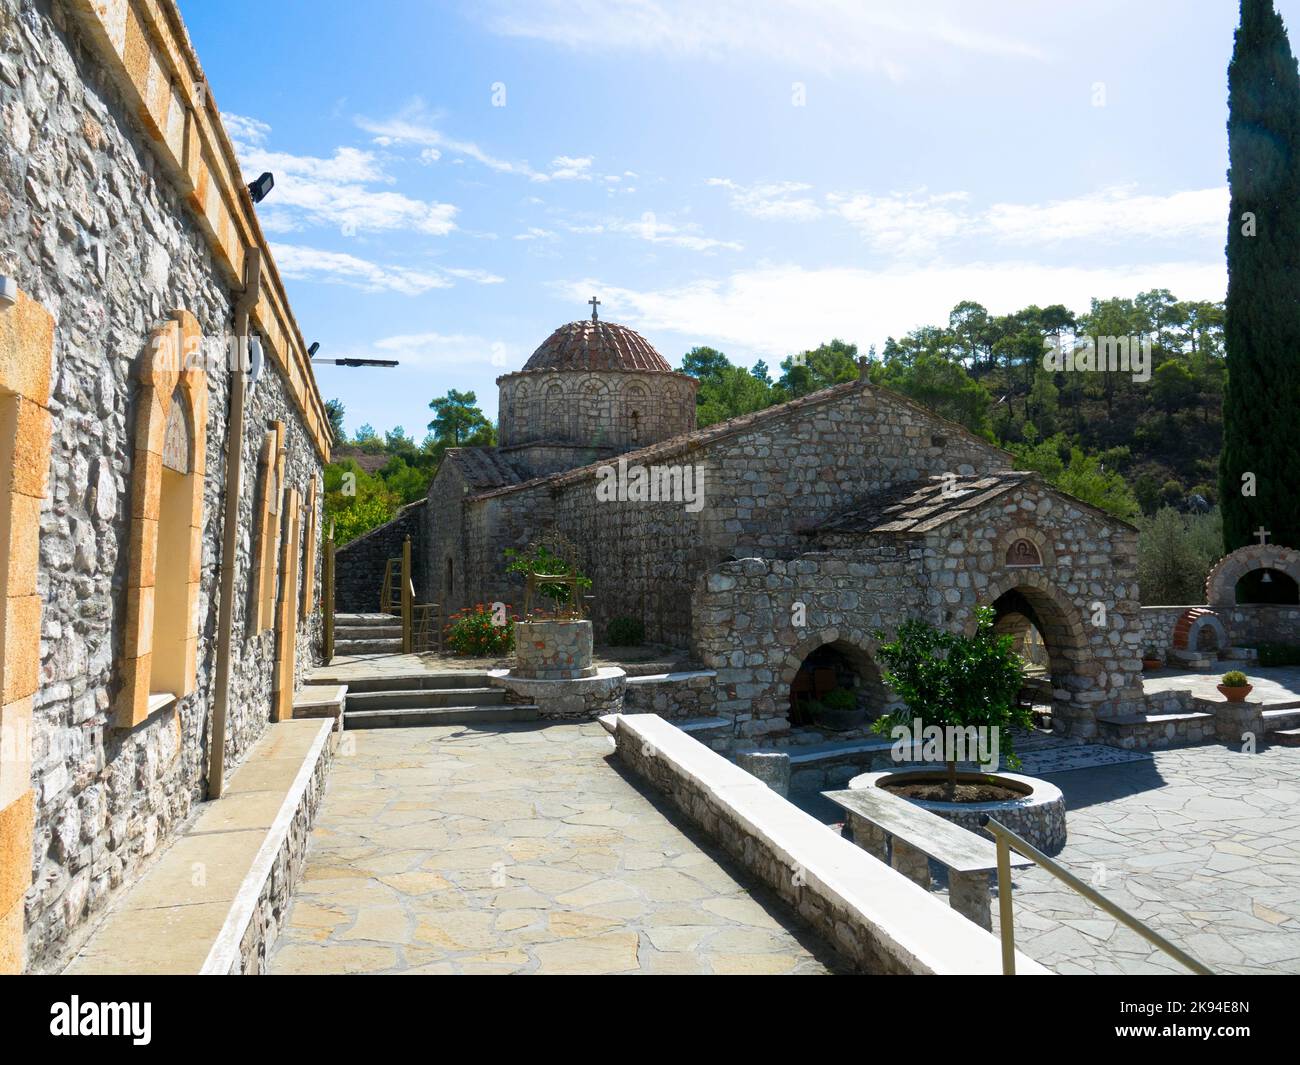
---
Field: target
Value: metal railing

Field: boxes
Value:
[984,816,1213,975]
[379,556,402,616]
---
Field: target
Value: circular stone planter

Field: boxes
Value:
[848,768,1066,852]
[512,619,596,679]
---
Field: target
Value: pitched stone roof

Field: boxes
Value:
[809,472,1034,536]
[443,447,526,490]
[468,377,1016,503]
[522,320,673,373]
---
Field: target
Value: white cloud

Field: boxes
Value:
[357,104,597,182]
[707,177,823,222]
[223,112,458,237]
[556,260,1227,362]
[268,243,503,296]
[826,185,1226,258]
[565,211,741,252]
[514,227,557,241]
[371,331,523,372]
[480,0,1048,76]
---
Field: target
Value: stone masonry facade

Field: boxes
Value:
[1,0,329,970]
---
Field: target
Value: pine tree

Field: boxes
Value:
[1220,0,1300,552]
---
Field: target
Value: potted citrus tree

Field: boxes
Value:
[1217,669,1253,702]
[871,606,1031,797]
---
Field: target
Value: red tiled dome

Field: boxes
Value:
[522,320,672,373]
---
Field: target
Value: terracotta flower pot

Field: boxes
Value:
[1217,683,1253,703]
[1142,658,1162,671]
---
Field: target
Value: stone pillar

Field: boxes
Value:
[949,871,992,930]
[890,838,931,889]
[1211,699,1264,747]
[846,813,887,862]
[735,751,790,797]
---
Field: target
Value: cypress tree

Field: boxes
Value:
[1220,0,1300,553]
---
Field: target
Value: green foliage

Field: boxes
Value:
[504,544,592,608]
[870,351,993,436]
[606,616,646,646]
[1137,506,1224,604]
[680,347,776,427]
[323,459,399,547]
[428,389,490,445]
[1256,642,1300,667]
[821,688,858,712]
[776,339,860,399]
[1009,434,1140,519]
[870,607,1032,777]
[1221,670,1249,688]
[445,604,516,657]
[1220,0,1300,552]
[325,398,345,441]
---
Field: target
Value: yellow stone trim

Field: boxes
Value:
[67,0,331,460]
[301,475,318,616]
[117,312,208,728]
[273,486,301,722]
[0,287,52,974]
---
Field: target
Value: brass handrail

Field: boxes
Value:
[983,817,1213,976]
[379,556,401,615]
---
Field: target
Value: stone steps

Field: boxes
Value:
[1263,707,1300,744]
[335,624,402,640]
[1270,728,1300,747]
[334,638,403,655]
[1167,649,1216,669]
[325,671,497,693]
[345,704,539,729]
[346,687,505,711]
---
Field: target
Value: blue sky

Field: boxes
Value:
[177,0,1292,440]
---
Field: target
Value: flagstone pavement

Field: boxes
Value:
[268,722,845,975]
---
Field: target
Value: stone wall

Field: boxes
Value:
[2,0,323,968]
[335,498,425,613]
[692,547,925,739]
[916,481,1144,738]
[1138,603,1300,655]
[447,380,1010,646]
[689,479,1143,739]
[497,368,696,454]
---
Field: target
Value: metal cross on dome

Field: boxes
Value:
[589,295,600,322]
[1255,526,1271,546]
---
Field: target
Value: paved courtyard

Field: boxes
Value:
[269,722,843,975]
[1143,664,1300,704]
[999,743,1300,975]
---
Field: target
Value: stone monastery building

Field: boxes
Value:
[1,0,330,970]
[403,306,1146,747]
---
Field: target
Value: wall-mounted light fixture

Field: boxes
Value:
[247,172,274,203]
[0,275,17,309]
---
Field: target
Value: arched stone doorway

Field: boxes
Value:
[985,577,1094,734]
[782,633,887,729]
[1206,544,1300,607]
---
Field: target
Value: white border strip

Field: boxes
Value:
[199,720,333,974]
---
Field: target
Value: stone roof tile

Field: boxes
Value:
[522,320,673,373]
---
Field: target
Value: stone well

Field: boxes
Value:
[489,619,625,719]
[849,768,1067,853]
[512,618,596,679]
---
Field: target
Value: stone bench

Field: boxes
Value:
[63,719,334,974]
[822,787,1033,931]
[606,713,1050,975]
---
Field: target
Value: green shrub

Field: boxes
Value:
[606,616,646,646]
[1221,670,1249,687]
[445,604,515,657]
[821,688,857,711]
[1256,643,1300,667]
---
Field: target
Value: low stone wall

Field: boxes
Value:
[622,670,721,719]
[202,722,334,975]
[609,713,1050,975]
[335,499,426,613]
[490,666,626,719]
[1224,604,1300,648]
[1138,606,1199,654]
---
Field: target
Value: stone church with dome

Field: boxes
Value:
[396,303,1151,743]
